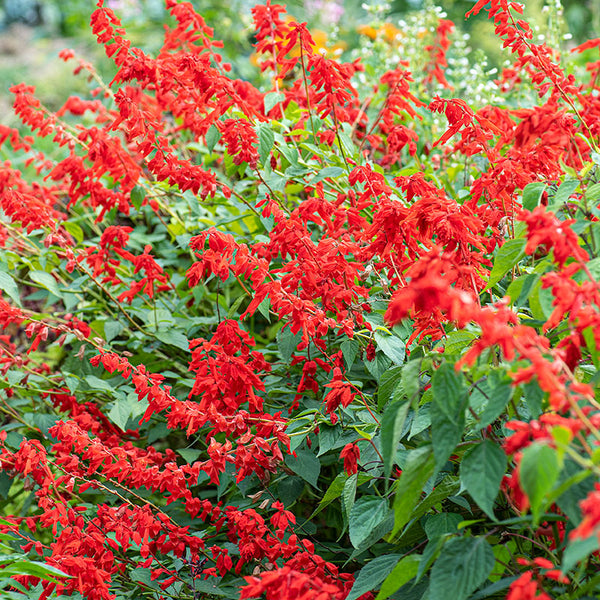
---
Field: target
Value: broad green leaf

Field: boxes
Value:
[0,272,22,307]
[475,373,513,430]
[381,400,410,478]
[341,339,360,370]
[1,560,71,582]
[85,375,114,393]
[460,440,507,520]
[521,181,546,211]
[108,397,133,431]
[551,178,579,208]
[562,535,600,572]
[311,166,345,184]
[342,473,358,522]
[484,238,526,291]
[392,445,435,537]
[155,330,189,351]
[401,359,421,400]
[411,476,460,523]
[264,91,285,114]
[424,513,463,540]
[104,320,123,342]
[205,124,221,154]
[63,221,84,243]
[431,364,468,470]
[429,537,495,600]
[377,366,402,410]
[346,554,401,600]
[29,270,62,298]
[285,449,321,488]
[277,326,300,363]
[375,555,420,600]
[519,442,560,525]
[349,496,389,548]
[257,123,275,165]
[374,331,405,365]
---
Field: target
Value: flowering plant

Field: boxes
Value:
[2,1,600,600]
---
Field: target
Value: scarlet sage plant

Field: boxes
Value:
[2,0,600,599]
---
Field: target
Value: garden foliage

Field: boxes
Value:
[1,0,600,599]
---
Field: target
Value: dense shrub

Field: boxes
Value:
[2,1,600,600]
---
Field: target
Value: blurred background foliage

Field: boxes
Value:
[0,0,597,123]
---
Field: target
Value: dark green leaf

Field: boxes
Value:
[341,339,360,370]
[381,400,410,478]
[155,330,189,351]
[562,535,600,572]
[429,537,494,600]
[346,554,401,600]
[349,496,389,548]
[424,513,463,540]
[519,443,560,525]
[460,440,507,520]
[205,125,221,154]
[392,445,435,537]
[377,366,402,410]
[285,449,320,488]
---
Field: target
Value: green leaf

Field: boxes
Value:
[155,330,189,351]
[519,443,561,525]
[522,182,546,211]
[431,364,468,470]
[460,440,507,520]
[63,221,84,244]
[374,331,405,365]
[341,339,360,370]
[130,185,145,209]
[381,400,410,478]
[257,123,275,165]
[411,477,460,524]
[346,554,401,600]
[277,326,300,363]
[552,178,579,207]
[29,270,62,298]
[342,473,358,522]
[104,320,123,342]
[424,513,463,540]
[310,166,345,184]
[377,366,403,410]
[264,91,285,114]
[401,359,421,401]
[375,555,420,600]
[1,560,71,582]
[285,449,321,488]
[562,535,600,572]
[205,125,221,154]
[392,445,435,537]
[85,375,114,393]
[108,397,133,431]
[349,496,389,548]
[429,537,495,600]
[0,272,21,307]
[484,238,526,291]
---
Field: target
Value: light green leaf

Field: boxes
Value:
[0,272,21,307]
[264,91,285,115]
[257,123,275,165]
[521,182,546,211]
[29,270,62,298]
